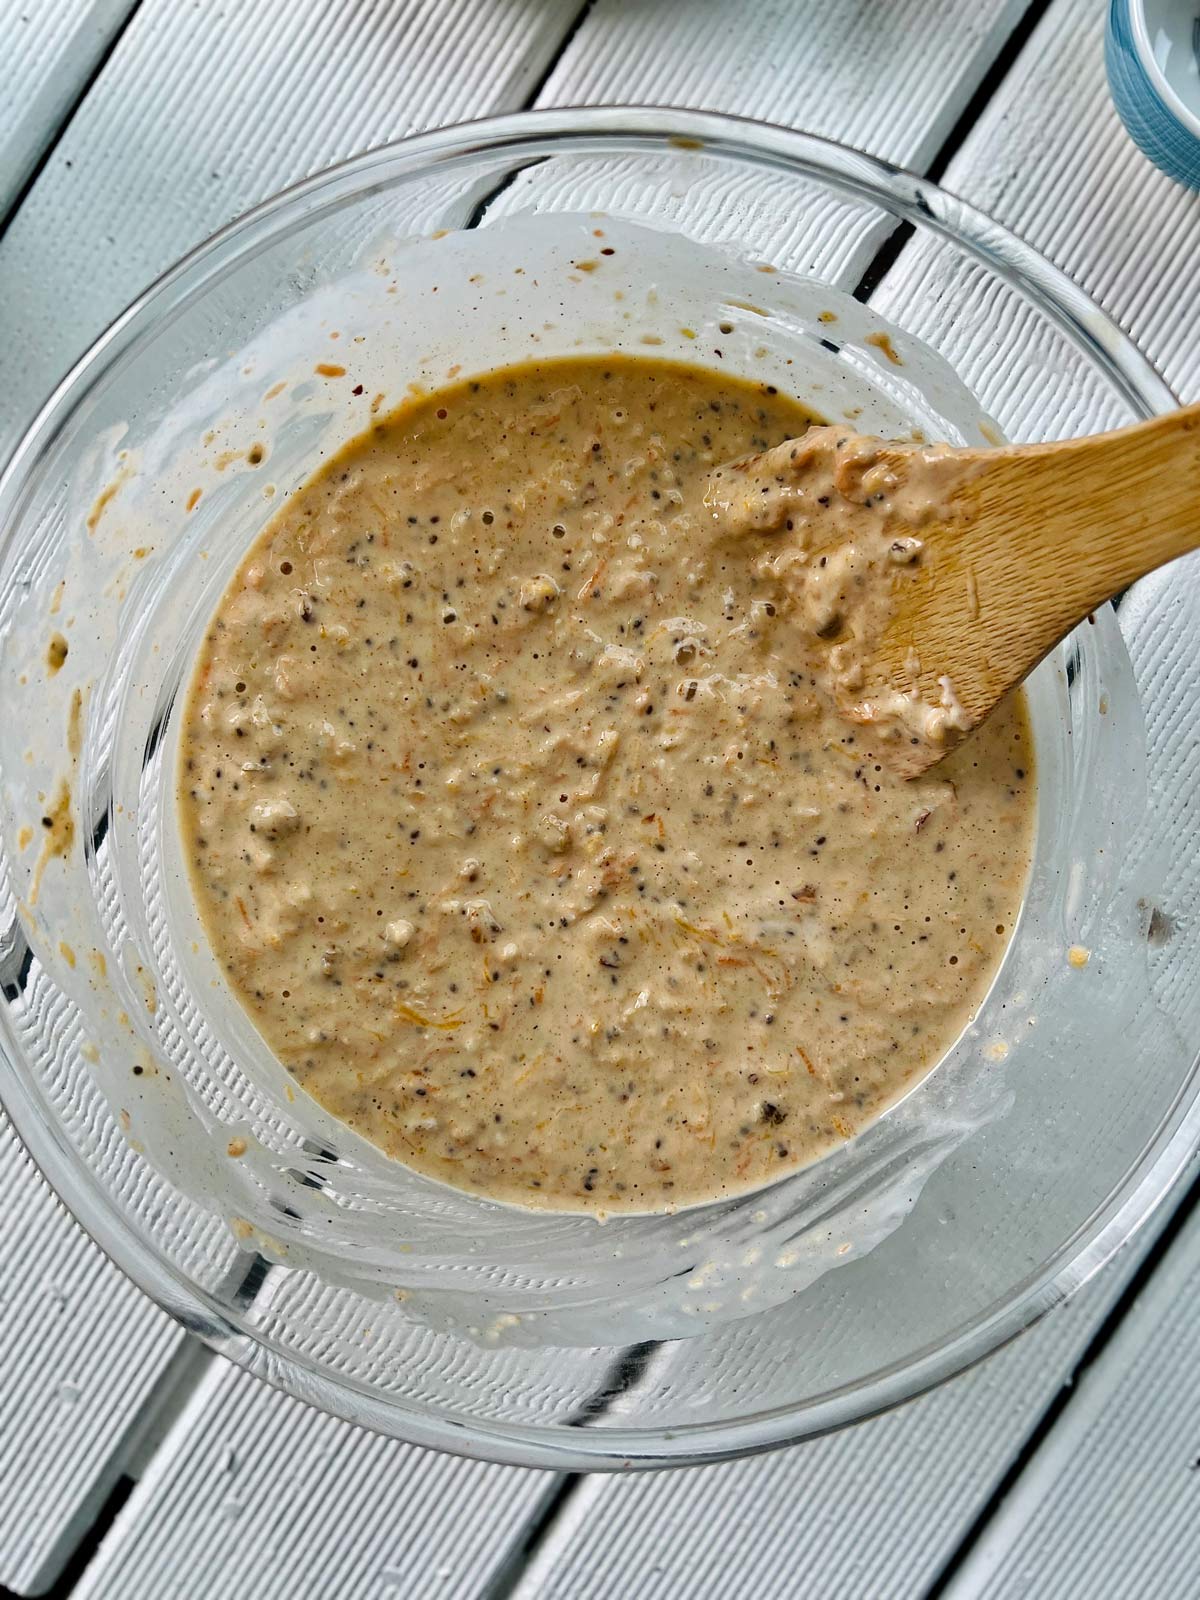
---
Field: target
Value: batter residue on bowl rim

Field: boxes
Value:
[179,355,1034,1215]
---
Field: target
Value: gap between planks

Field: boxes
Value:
[0,2,593,1593]
[0,0,144,242]
[0,0,1165,1595]
[0,0,594,1593]
[852,0,1056,301]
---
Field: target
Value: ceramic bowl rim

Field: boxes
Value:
[1127,0,1200,138]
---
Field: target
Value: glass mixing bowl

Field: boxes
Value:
[1,108,1196,1469]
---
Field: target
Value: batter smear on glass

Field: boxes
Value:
[179,356,1034,1214]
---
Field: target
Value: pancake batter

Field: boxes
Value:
[179,357,1034,1213]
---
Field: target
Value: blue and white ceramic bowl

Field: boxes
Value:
[1107,0,1200,187]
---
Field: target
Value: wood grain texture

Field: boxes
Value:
[921,14,1200,1589]
[0,0,134,221]
[538,0,1030,164]
[508,1239,1164,1600]
[510,3,1200,1596]
[867,0,1200,1585]
[946,1201,1200,1600]
[0,1,1197,1596]
[872,0,1200,437]
[873,0,1200,1025]
[0,15,1054,1589]
[71,1359,557,1600]
[857,407,1200,774]
[0,0,583,454]
[0,0,580,1590]
[930,0,1200,412]
[535,0,1035,287]
[0,1117,182,1595]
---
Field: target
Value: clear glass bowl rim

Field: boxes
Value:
[0,104,1194,1471]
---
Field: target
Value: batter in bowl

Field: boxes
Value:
[179,356,1034,1214]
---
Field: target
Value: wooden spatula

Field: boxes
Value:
[715,404,1200,779]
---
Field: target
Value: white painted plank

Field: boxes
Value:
[0,0,134,219]
[869,3,1200,1586]
[4,4,1195,1598]
[522,528,1200,1597]
[540,0,1025,167]
[0,1,581,1591]
[870,0,1200,1024]
[0,957,242,1596]
[870,0,1200,1026]
[71,1358,556,1600]
[0,12,1056,1590]
[513,4,1200,1596]
[533,0,1035,286]
[0,1115,183,1595]
[508,1246,1159,1600]
[926,0,1200,412]
[947,1204,1200,1600]
[0,0,583,455]
[869,0,1200,442]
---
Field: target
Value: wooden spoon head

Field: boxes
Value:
[844,461,1004,779]
[708,403,1200,779]
[741,436,1008,780]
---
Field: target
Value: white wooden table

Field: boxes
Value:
[1,2,1198,1594]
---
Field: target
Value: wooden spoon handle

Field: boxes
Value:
[911,401,1200,720]
[863,401,1200,777]
[969,401,1200,636]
